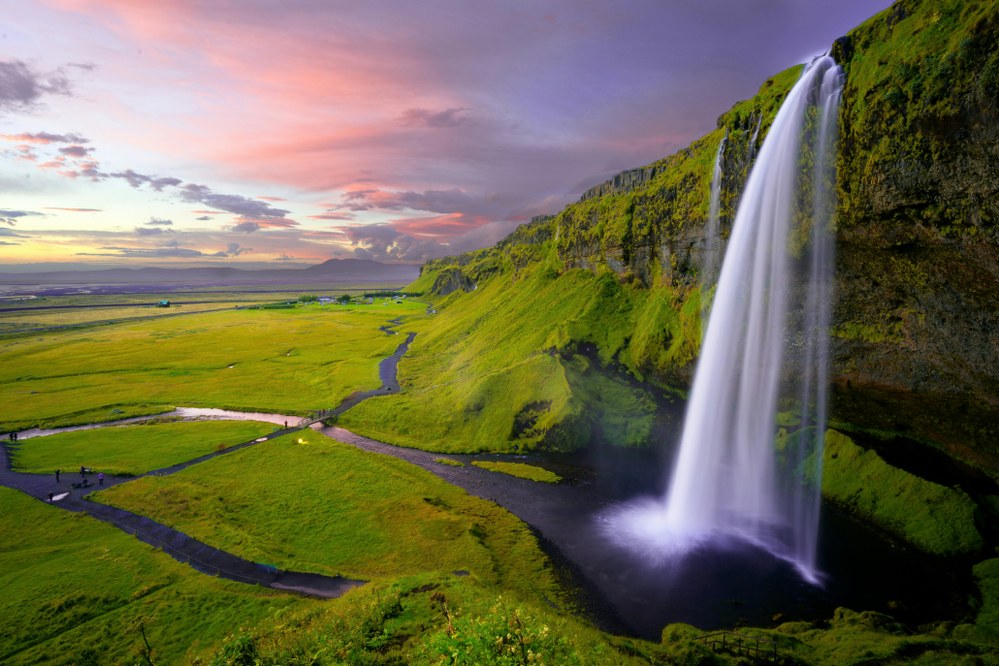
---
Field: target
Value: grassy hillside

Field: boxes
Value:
[341,263,678,453]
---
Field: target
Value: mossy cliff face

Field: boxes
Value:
[830,0,999,471]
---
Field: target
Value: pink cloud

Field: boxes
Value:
[38,156,67,169]
[392,213,491,239]
[1,131,89,144]
[308,212,356,221]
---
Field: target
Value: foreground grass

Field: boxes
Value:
[0,487,307,665]
[94,432,562,602]
[471,460,562,483]
[0,302,422,432]
[201,573,678,665]
[11,420,276,475]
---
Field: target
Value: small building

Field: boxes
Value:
[157,300,170,308]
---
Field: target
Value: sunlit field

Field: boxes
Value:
[0,298,427,432]
[94,431,561,593]
[11,419,276,475]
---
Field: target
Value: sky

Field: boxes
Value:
[0,0,894,271]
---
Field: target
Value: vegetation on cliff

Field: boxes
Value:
[820,430,982,556]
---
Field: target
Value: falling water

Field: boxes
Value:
[603,56,842,584]
[748,114,763,160]
[700,134,727,318]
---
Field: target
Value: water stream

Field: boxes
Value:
[700,133,727,298]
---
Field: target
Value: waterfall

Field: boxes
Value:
[700,134,727,324]
[602,56,842,585]
[748,114,763,160]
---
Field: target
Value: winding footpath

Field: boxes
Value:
[0,319,418,599]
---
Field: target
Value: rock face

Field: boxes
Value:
[831,0,999,467]
[429,267,477,296]
[418,0,999,474]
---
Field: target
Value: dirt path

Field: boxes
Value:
[0,320,414,600]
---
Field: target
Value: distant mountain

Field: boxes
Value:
[0,259,420,287]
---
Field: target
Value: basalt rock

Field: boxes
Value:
[430,267,476,296]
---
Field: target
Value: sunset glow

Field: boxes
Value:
[1,0,892,270]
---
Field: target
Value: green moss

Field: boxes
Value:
[11,420,275,475]
[968,558,999,642]
[832,320,905,344]
[470,461,561,484]
[435,457,465,467]
[202,574,673,665]
[837,0,999,237]
[820,430,983,555]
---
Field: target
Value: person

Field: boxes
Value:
[284,420,288,428]
[98,472,104,486]
[55,469,60,483]
[48,492,54,502]
[80,465,86,478]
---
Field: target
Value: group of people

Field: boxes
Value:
[47,466,104,500]
[67,466,104,485]
[7,431,18,441]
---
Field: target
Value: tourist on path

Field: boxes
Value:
[55,469,60,483]
[98,472,104,486]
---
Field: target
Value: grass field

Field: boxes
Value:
[0,487,309,665]
[0,301,249,333]
[93,432,562,600]
[11,420,276,475]
[0,300,425,432]
[471,460,562,483]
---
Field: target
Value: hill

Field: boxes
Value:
[0,258,420,289]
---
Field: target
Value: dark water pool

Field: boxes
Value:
[528,443,978,640]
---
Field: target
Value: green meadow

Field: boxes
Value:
[0,487,308,665]
[0,300,424,432]
[11,419,276,475]
[0,301,247,334]
[471,460,563,483]
[93,432,562,597]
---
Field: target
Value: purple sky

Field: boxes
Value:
[0,0,893,269]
